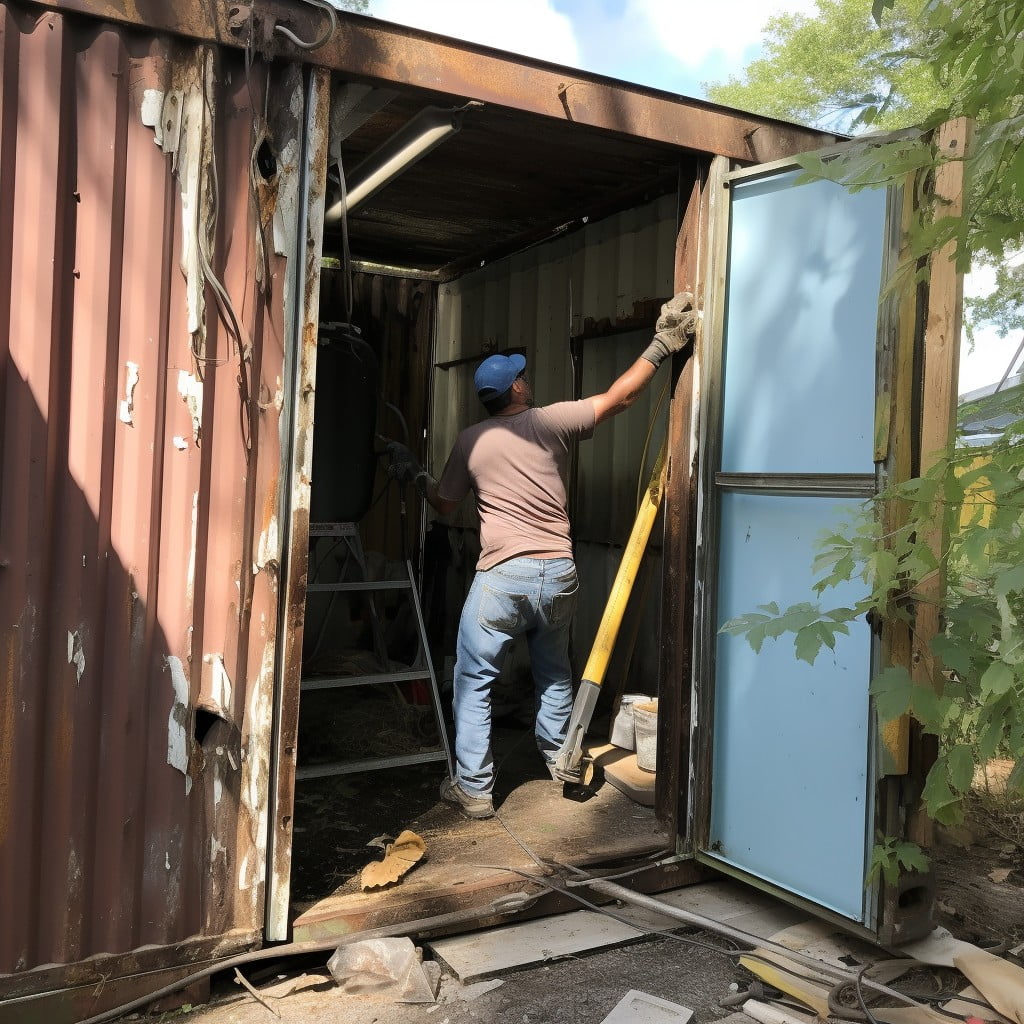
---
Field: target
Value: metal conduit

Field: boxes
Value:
[583,879,921,1006]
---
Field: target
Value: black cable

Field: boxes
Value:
[855,961,886,1024]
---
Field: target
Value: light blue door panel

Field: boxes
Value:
[705,166,887,923]
[710,492,871,921]
[721,173,886,475]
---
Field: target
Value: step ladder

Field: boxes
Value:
[297,522,452,781]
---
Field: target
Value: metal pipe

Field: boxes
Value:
[325,105,468,222]
[581,878,920,1006]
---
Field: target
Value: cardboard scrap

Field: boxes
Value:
[871,1006,965,1024]
[360,829,426,891]
[955,948,1024,1024]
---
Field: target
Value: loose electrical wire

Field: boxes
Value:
[273,0,338,50]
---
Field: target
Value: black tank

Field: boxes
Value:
[310,324,378,524]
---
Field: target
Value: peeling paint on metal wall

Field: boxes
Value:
[265,66,332,943]
[0,6,298,988]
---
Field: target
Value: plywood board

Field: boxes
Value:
[427,909,650,982]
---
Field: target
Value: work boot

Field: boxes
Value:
[440,777,494,819]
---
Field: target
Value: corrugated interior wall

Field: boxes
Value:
[0,5,300,978]
[430,194,677,700]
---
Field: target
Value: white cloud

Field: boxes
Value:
[369,0,582,68]
[625,0,822,70]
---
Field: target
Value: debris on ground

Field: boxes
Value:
[359,829,426,890]
[327,937,440,1003]
[598,988,694,1024]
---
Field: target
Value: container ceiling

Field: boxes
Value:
[328,87,691,276]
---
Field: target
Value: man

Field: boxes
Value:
[387,294,695,819]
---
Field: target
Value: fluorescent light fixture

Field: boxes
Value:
[325,105,469,222]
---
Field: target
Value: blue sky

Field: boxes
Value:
[360,0,1018,392]
[367,0,822,99]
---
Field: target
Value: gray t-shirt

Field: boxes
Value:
[437,400,596,570]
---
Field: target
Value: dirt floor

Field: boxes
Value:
[132,783,1024,1024]
[170,933,742,1024]
[931,790,1024,947]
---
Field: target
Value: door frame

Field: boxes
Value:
[265,66,332,941]
[684,151,941,943]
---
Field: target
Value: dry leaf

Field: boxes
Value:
[988,867,1012,883]
[360,830,427,891]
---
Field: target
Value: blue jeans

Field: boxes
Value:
[452,556,579,796]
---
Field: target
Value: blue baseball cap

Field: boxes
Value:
[474,353,526,400]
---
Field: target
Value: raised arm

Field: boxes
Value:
[589,293,696,425]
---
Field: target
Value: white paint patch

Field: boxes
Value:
[203,653,233,715]
[139,58,209,346]
[166,851,171,870]
[254,514,279,574]
[165,655,193,796]
[173,435,189,451]
[67,629,85,684]
[177,370,203,446]
[140,88,165,142]
[210,833,228,872]
[186,491,199,609]
[119,360,140,425]
[237,640,276,901]
[272,133,301,257]
[238,849,252,892]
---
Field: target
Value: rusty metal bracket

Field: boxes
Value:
[226,3,251,38]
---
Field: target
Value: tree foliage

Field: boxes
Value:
[717,0,1024,828]
[706,0,941,131]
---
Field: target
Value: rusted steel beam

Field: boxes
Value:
[34,0,836,163]
[655,168,708,834]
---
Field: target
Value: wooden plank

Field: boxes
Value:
[908,118,971,848]
[878,181,919,776]
[290,778,696,945]
[427,909,651,982]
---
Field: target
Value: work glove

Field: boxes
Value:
[641,292,696,367]
[383,440,423,486]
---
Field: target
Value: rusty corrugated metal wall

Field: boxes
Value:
[431,194,676,693]
[0,4,302,979]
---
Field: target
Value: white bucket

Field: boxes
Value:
[633,699,658,773]
[609,693,649,750]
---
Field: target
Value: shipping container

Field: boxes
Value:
[0,2,964,1019]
